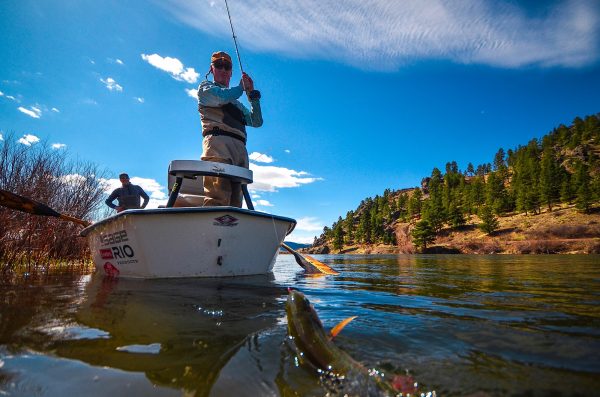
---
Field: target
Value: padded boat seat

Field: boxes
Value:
[166,160,254,208]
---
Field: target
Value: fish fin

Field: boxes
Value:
[329,316,358,339]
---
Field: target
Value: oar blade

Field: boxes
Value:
[0,189,61,218]
[302,254,339,275]
[282,243,339,275]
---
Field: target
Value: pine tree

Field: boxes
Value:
[332,220,345,251]
[466,163,475,176]
[574,162,592,213]
[343,210,355,245]
[479,205,499,235]
[539,145,561,211]
[448,202,466,228]
[493,148,506,171]
[411,220,436,252]
[407,188,422,218]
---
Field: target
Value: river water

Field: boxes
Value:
[0,254,598,396]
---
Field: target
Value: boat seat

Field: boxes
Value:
[166,160,254,208]
[168,160,253,184]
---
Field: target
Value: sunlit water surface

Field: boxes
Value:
[0,254,599,396]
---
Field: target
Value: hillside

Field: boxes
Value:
[306,114,600,255]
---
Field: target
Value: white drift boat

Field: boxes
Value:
[80,160,296,278]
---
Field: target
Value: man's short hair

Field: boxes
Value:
[119,173,129,179]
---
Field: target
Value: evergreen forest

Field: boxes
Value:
[317,114,600,251]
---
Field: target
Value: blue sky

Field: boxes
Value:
[1,0,599,243]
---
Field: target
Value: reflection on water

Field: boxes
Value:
[0,254,599,396]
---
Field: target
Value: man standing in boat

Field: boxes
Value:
[197,51,263,207]
[105,173,149,212]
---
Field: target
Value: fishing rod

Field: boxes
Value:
[224,0,245,80]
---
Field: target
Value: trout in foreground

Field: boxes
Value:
[286,289,428,397]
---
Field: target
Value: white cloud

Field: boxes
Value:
[249,152,274,163]
[82,98,98,105]
[295,216,324,232]
[135,97,145,103]
[286,216,326,244]
[248,163,322,192]
[51,107,60,113]
[52,143,67,149]
[186,88,198,98]
[17,134,40,146]
[100,77,123,91]
[59,173,86,185]
[286,233,317,245]
[18,106,42,118]
[284,149,290,154]
[141,53,200,83]
[0,133,3,141]
[255,199,274,207]
[162,0,600,69]
[116,59,124,65]
[100,176,168,209]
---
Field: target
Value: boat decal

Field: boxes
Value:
[100,248,114,259]
[212,165,226,172]
[213,214,238,227]
[103,262,120,277]
[100,230,128,246]
[109,244,139,265]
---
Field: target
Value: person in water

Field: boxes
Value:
[197,51,263,207]
[105,173,149,212]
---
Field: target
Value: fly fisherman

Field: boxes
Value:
[105,173,149,212]
[197,51,262,207]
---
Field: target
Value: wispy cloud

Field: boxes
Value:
[162,0,600,69]
[116,59,124,65]
[18,106,42,118]
[0,133,4,141]
[18,134,40,146]
[249,152,274,163]
[52,143,67,149]
[100,77,123,91]
[134,97,145,103]
[249,163,322,192]
[141,53,200,83]
[51,107,60,113]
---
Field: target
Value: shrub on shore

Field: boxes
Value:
[0,132,107,271]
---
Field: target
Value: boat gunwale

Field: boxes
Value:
[80,206,297,237]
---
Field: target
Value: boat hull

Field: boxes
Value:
[80,207,296,278]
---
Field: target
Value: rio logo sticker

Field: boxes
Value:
[111,244,135,259]
[213,214,238,227]
[99,241,138,265]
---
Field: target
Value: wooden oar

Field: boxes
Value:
[281,243,338,275]
[0,188,90,227]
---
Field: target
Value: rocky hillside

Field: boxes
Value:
[305,114,600,255]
